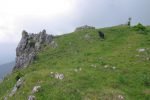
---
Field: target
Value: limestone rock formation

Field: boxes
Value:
[14,30,54,70]
[75,25,95,32]
[9,78,24,97]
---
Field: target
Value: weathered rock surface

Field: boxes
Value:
[14,30,55,70]
[9,78,24,97]
[75,25,95,32]
[32,86,41,94]
[137,48,145,52]
[50,72,64,80]
[28,95,36,100]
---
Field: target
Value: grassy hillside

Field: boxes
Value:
[0,26,150,100]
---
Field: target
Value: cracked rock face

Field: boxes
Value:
[14,30,54,70]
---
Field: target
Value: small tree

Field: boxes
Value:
[15,72,23,81]
[133,23,147,34]
[133,23,146,31]
[128,17,132,27]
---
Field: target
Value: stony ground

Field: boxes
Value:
[0,26,150,100]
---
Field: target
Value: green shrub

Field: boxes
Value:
[141,72,150,86]
[117,75,127,84]
[15,72,23,81]
[133,23,147,34]
[128,17,132,27]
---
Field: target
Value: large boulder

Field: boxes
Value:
[14,30,55,70]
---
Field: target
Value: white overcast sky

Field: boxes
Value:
[0,0,150,64]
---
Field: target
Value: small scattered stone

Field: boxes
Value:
[54,73,64,80]
[50,72,64,80]
[50,72,54,74]
[54,73,60,79]
[58,74,64,80]
[138,48,145,52]
[118,95,124,100]
[32,86,41,94]
[112,66,116,70]
[15,78,24,88]
[74,68,82,72]
[28,95,35,100]
[74,69,78,72]
[91,64,96,68]
[104,65,109,68]
[79,68,82,71]
[146,57,150,61]
[9,87,17,97]
[50,41,58,48]
[4,96,7,100]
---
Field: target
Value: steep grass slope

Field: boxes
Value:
[0,26,150,100]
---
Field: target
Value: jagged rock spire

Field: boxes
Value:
[14,30,54,70]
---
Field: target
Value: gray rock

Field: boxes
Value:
[9,86,17,97]
[74,68,82,72]
[104,65,109,68]
[146,57,150,61]
[14,30,54,70]
[28,95,35,100]
[50,72,64,80]
[32,86,41,94]
[54,73,64,80]
[112,66,116,70]
[9,78,24,97]
[50,41,58,48]
[91,64,97,68]
[74,69,78,72]
[35,42,41,50]
[3,96,7,100]
[15,78,24,88]
[118,95,124,100]
[138,48,145,52]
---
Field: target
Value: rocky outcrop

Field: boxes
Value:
[14,30,55,70]
[9,78,24,97]
[75,25,95,32]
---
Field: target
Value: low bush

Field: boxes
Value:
[15,72,23,81]
[133,23,148,34]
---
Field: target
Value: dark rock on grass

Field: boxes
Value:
[98,30,105,39]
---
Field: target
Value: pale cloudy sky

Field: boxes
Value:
[0,0,150,64]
